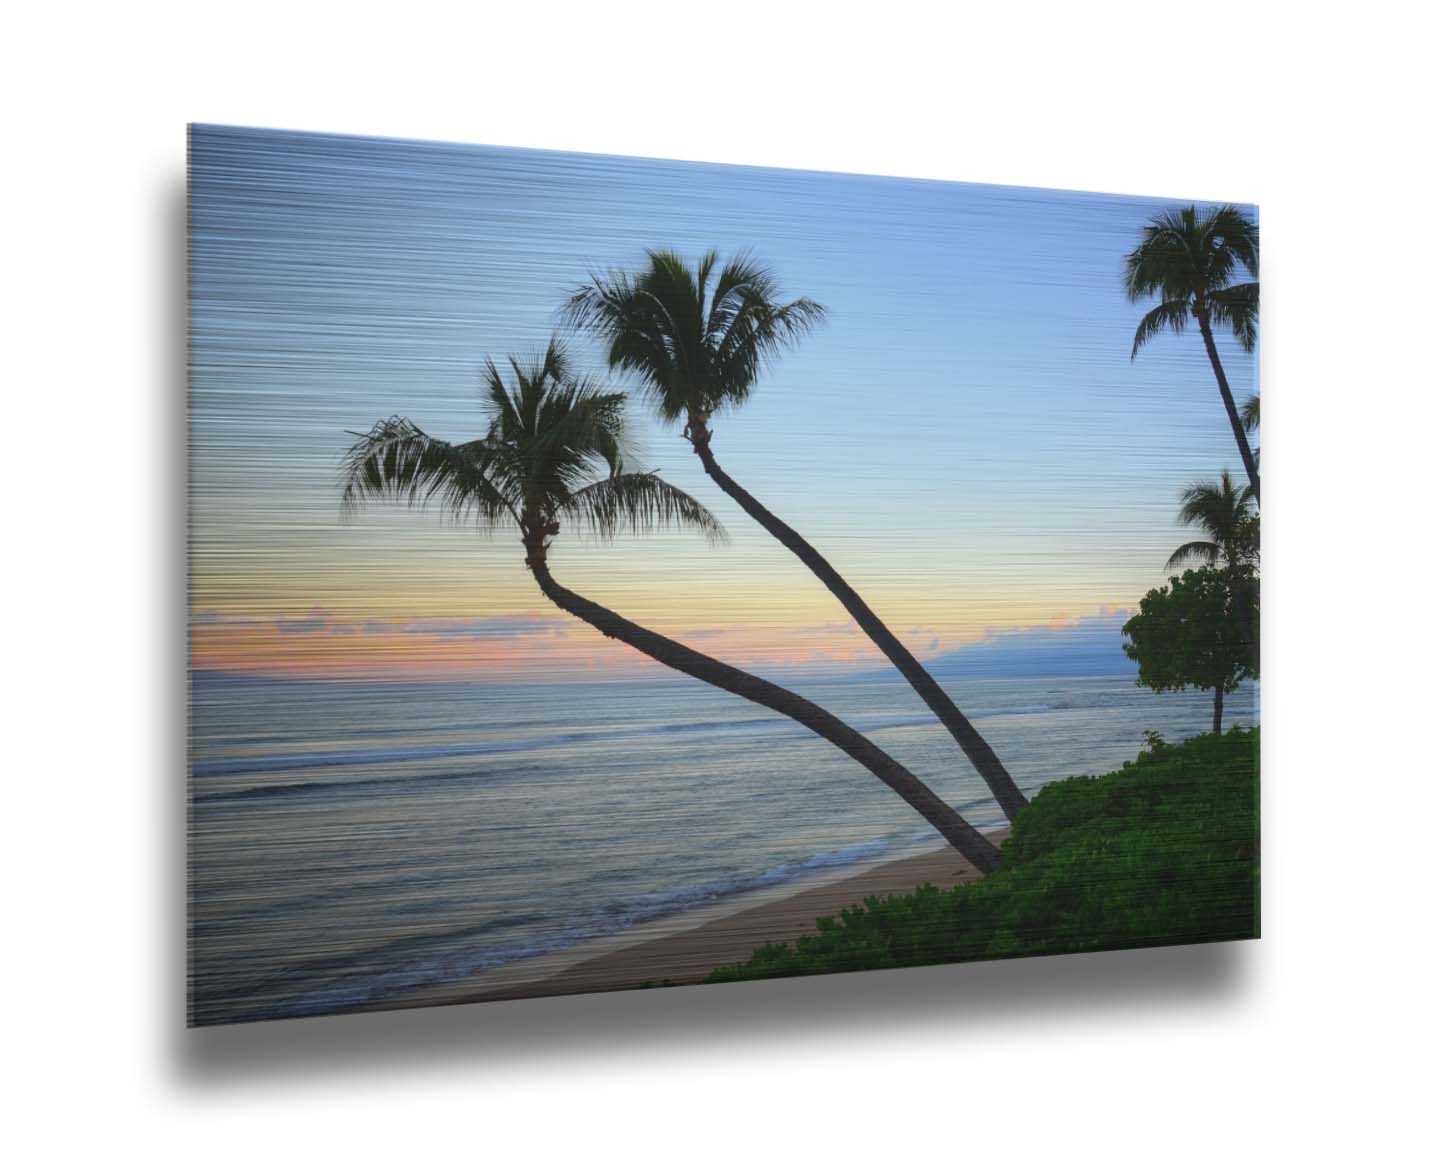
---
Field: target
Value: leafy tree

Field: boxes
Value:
[339,337,1003,873]
[1122,566,1257,733]
[1165,470,1259,674]
[1125,205,1261,503]
[566,250,1029,822]
[706,728,1259,985]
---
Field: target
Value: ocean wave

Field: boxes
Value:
[196,830,945,1023]
[193,759,572,805]
[192,715,800,777]
[193,702,1061,781]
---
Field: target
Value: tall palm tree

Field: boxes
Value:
[566,251,1030,823]
[1164,470,1259,730]
[1125,205,1261,504]
[339,339,1003,873]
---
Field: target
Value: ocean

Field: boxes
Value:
[188,670,1257,1024]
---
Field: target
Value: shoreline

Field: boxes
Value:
[381,829,1008,1012]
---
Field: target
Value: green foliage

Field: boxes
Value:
[704,728,1258,984]
[1122,566,1257,697]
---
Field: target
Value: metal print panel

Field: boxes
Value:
[187,125,1259,1026]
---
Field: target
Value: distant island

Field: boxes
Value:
[851,608,1137,682]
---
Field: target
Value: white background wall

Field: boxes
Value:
[5,2,1435,1147]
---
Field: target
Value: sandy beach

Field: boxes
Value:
[384,830,1007,1011]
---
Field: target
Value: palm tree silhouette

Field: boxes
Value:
[566,251,1029,823]
[1125,205,1260,503]
[340,338,1003,872]
[1164,470,1259,727]
[1241,394,1259,437]
[1241,393,1260,477]
[1165,471,1259,573]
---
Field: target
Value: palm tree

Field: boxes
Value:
[1164,470,1259,730]
[1125,205,1261,504]
[566,251,1030,823]
[339,339,1003,873]
[1241,394,1259,437]
[1165,471,1258,574]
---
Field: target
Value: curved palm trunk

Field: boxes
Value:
[1195,310,1261,505]
[686,426,1029,823]
[527,555,1003,874]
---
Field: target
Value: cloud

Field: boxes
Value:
[190,605,1137,685]
[195,608,571,642]
[403,617,572,640]
[791,622,859,635]
[191,607,602,682]
[275,609,332,635]
[192,610,266,628]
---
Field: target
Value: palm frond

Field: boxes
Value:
[1178,471,1244,526]
[568,249,824,423]
[563,270,694,423]
[1123,212,1195,303]
[1131,298,1192,358]
[1171,470,1259,568]
[560,472,728,543]
[341,331,723,559]
[1206,282,1259,352]
[1241,392,1260,433]
[482,356,524,433]
[1203,206,1260,281]
[531,383,631,489]
[694,249,718,304]
[1124,203,1259,307]
[712,290,826,410]
[707,252,769,334]
[1165,540,1221,570]
[340,417,519,529]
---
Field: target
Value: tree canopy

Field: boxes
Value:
[340,338,726,563]
[1123,204,1259,359]
[1122,566,1258,701]
[564,249,826,427]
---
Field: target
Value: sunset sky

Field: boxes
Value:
[189,125,1258,682]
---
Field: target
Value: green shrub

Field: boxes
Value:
[704,727,1259,984]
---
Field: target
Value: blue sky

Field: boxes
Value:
[189,124,1258,680]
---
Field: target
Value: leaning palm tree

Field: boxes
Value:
[1165,469,1260,721]
[340,338,1003,873]
[566,251,1029,823]
[1125,205,1261,504]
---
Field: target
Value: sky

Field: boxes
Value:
[189,125,1258,683]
